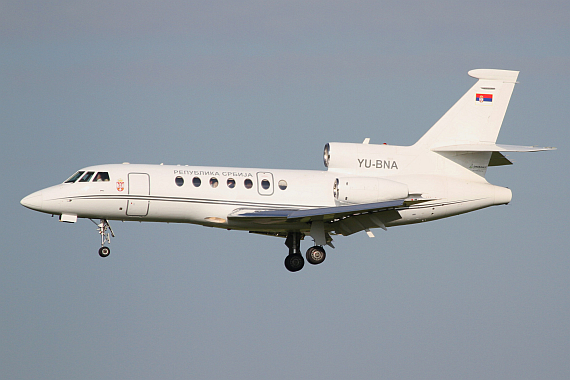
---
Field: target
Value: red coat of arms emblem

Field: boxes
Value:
[116,179,125,192]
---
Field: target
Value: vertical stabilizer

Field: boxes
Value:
[414,69,519,149]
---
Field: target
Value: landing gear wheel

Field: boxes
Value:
[284,254,304,272]
[306,246,326,265]
[98,246,111,258]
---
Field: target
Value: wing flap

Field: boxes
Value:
[287,200,404,220]
[228,199,405,224]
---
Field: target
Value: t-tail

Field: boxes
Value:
[412,69,555,179]
[324,69,554,180]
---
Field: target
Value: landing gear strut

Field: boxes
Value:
[90,219,115,258]
[284,232,304,272]
[283,232,328,271]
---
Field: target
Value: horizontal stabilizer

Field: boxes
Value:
[433,143,556,152]
[228,199,404,223]
[468,69,520,82]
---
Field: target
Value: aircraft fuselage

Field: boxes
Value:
[22,163,511,233]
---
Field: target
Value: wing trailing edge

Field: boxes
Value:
[228,199,405,224]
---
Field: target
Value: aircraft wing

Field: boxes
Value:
[228,199,405,224]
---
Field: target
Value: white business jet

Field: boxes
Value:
[21,69,554,272]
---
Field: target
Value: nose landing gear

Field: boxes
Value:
[98,246,111,258]
[90,219,115,258]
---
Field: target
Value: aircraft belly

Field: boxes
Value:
[126,199,148,216]
[69,198,127,219]
[141,200,220,223]
[379,178,501,227]
[386,197,496,227]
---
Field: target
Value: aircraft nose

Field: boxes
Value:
[21,190,43,211]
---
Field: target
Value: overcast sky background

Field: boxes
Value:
[1,1,569,379]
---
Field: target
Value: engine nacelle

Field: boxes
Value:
[334,177,408,204]
[324,142,404,171]
[324,142,356,168]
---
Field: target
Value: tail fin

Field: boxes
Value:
[414,69,519,149]
[410,69,554,179]
[325,70,553,180]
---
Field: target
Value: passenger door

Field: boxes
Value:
[127,173,150,216]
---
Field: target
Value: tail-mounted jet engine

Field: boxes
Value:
[324,142,401,170]
[325,142,362,169]
[325,143,409,204]
[333,177,409,205]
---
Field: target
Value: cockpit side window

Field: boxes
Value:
[64,171,84,183]
[79,172,95,182]
[94,172,110,182]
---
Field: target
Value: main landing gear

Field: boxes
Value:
[284,232,326,272]
[306,245,326,265]
[90,219,114,258]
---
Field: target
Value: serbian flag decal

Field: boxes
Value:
[476,93,493,103]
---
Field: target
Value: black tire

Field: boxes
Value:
[284,254,304,272]
[306,246,326,265]
[98,246,111,258]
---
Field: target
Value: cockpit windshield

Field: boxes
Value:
[94,172,110,182]
[64,171,85,183]
[64,171,110,183]
[79,172,95,182]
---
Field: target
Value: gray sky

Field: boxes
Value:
[2,1,569,379]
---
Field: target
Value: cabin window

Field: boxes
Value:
[244,179,253,189]
[175,176,184,187]
[192,177,201,187]
[94,172,110,182]
[64,171,84,183]
[278,180,287,190]
[210,177,219,188]
[261,179,271,190]
[79,172,95,182]
[227,178,236,188]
